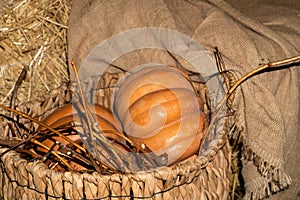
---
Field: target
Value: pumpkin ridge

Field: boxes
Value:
[126,109,205,139]
[121,88,199,126]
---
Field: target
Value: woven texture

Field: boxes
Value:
[0,72,232,199]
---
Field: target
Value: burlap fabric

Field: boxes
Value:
[68,0,300,199]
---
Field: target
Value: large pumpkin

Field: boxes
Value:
[114,66,209,165]
[37,103,124,171]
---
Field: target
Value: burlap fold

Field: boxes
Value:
[68,0,300,199]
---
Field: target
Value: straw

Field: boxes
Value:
[0,0,72,109]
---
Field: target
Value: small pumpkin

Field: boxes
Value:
[114,66,209,165]
[37,103,124,171]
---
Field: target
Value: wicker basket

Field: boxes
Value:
[0,69,233,199]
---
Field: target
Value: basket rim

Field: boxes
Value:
[0,83,230,198]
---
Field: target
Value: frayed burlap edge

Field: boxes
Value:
[242,139,292,200]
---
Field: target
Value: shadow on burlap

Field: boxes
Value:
[68,0,300,199]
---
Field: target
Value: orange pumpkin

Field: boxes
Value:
[114,66,209,165]
[37,103,124,171]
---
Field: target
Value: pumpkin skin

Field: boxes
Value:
[114,66,209,165]
[38,103,122,134]
[37,103,124,171]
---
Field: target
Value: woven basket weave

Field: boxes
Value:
[0,69,233,199]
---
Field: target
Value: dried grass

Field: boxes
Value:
[0,0,72,109]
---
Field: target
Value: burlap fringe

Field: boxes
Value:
[242,139,292,200]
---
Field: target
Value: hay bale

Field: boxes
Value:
[0,0,72,108]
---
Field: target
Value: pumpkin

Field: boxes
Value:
[114,66,209,165]
[37,103,124,171]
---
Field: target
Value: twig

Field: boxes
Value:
[214,47,230,92]
[30,139,73,170]
[212,54,300,118]
[71,61,158,172]
[7,64,30,138]
[0,104,86,156]
[71,61,104,173]
[226,55,300,98]
[9,65,29,110]
[199,54,300,156]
